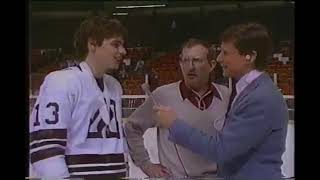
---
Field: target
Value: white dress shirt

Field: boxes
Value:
[231,70,263,108]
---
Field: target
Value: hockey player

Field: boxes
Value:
[29,15,128,179]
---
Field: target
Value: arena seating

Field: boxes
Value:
[30,41,294,96]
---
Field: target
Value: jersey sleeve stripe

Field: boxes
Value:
[65,154,125,165]
[70,169,127,176]
[30,129,67,142]
[30,144,65,154]
[30,138,67,146]
[70,172,127,179]
[30,140,67,150]
[68,162,126,168]
[30,147,65,163]
[68,164,126,173]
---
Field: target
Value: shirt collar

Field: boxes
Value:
[80,61,93,75]
[236,70,263,95]
[179,80,222,101]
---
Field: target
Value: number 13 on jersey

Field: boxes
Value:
[33,102,60,127]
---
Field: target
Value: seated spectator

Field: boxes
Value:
[134,58,145,74]
[149,68,159,91]
[123,57,131,71]
[119,64,128,79]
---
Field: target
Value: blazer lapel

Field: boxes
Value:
[231,73,269,111]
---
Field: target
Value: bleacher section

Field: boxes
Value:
[30,41,294,96]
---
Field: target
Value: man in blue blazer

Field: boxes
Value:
[154,23,289,180]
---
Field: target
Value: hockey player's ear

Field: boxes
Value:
[88,38,97,53]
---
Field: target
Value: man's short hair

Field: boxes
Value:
[180,38,217,62]
[73,15,128,58]
[220,23,273,70]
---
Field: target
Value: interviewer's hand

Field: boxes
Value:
[153,105,177,128]
[141,163,172,178]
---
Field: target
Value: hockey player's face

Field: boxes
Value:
[95,36,127,72]
[179,45,215,89]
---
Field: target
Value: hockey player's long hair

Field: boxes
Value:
[73,15,128,60]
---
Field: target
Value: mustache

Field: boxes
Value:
[187,72,197,75]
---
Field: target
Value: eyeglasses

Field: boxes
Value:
[179,58,206,65]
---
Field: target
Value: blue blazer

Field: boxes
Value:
[168,73,289,180]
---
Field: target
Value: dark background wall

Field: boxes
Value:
[30,1,294,53]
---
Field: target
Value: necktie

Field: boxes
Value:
[227,78,237,114]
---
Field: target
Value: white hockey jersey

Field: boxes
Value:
[29,62,127,178]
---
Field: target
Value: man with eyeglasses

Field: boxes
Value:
[124,38,230,178]
[155,23,289,180]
